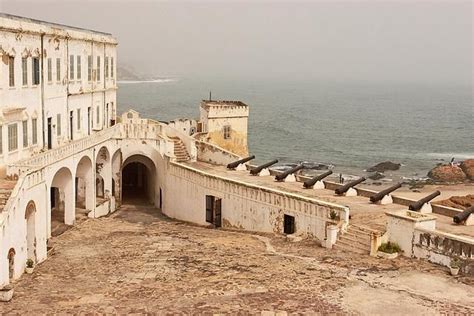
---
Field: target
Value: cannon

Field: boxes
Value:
[453,206,474,224]
[408,190,441,212]
[369,182,402,203]
[275,164,304,182]
[226,155,256,170]
[250,159,279,176]
[303,170,333,189]
[335,177,366,195]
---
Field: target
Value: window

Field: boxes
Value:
[87,55,92,81]
[0,126,3,155]
[96,106,100,124]
[97,56,101,81]
[223,125,231,139]
[111,57,114,78]
[105,57,109,79]
[8,124,18,152]
[32,57,40,85]
[57,114,61,136]
[69,55,74,80]
[22,120,28,148]
[47,58,52,82]
[56,58,61,82]
[76,55,81,80]
[77,109,81,130]
[32,118,37,145]
[22,57,28,86]
[8,56,14,87]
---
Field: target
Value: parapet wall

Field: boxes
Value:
[414,228,474,275]
[164,162,349,243]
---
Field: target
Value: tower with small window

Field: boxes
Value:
[199,100,249,157]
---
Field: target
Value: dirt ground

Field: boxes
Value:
[2,205,474,314]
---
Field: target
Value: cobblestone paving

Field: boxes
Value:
[2,205,474,314]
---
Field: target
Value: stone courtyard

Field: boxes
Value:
[2,205,474,314]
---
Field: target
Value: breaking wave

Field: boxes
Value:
[425,152,474,160]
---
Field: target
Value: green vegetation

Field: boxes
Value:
[450,257,461,268]
[26,259,34,268]
[378,242,401,254]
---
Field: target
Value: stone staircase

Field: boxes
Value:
[333,224,372,255]
[0,180,17,212]
[170,136,191,162]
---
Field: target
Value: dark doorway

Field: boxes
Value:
[87,107,91,135]
[283,214,295,234]
[205,195,222,228]
[122,162,150,204]
[69,111,73,140]
[159,188,162,209]
[8,248,15,280]
[47,117,52,149]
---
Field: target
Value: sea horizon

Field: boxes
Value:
[117,77,473,182]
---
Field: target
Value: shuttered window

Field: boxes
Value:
[8,124,18,152]
[32,118,38,145]
[22,57,28,86]
[22,120,28,148]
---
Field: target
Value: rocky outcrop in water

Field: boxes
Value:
[460,159,474,180]
[427,165,467,182]
[367,161,401,173]
[367,172,385,180]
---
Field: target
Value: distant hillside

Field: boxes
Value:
[117,65,144,81]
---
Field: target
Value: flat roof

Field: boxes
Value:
[0,12,113,36]
[201,100,248,107]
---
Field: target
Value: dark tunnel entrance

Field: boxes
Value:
[121,154,157,206]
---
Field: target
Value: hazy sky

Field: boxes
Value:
[1,0,472,85]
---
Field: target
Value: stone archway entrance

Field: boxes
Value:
[25,201,36,262]
[75,156,94,219]
[50,167,74,235]
[122,155,156,205]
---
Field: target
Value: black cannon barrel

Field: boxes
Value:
[227,155,256,169]
[335,177,366,195]
[370,183,402,203]
[275,164,304,181]
[303,170,333,188]
[408,190,441,211]
[453,206,474,224]
[250,159,279,175]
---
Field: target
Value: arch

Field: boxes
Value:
[25,201,37,262]
[75,155,94,215]
[50,167,74,227]
[111,149,122,204]
[7,248,15,280]
[96,146,112,203]
[121,154,157,205]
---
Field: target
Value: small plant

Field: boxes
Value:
[378,242,401,254]
[450,257,461,268]
[329,210,338,220]
[26,259,34,268]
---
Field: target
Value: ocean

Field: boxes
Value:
[117,77,473,182]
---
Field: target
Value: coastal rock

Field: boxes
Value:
[460,159,474,180]
[368,172,385,180]
[367,161,401,173]
[427,165,466,183]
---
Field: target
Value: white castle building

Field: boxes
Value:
[1,14,472,289]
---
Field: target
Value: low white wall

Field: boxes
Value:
[385,210,436,256]
[196,141,242,166]
[163,162,348,243]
